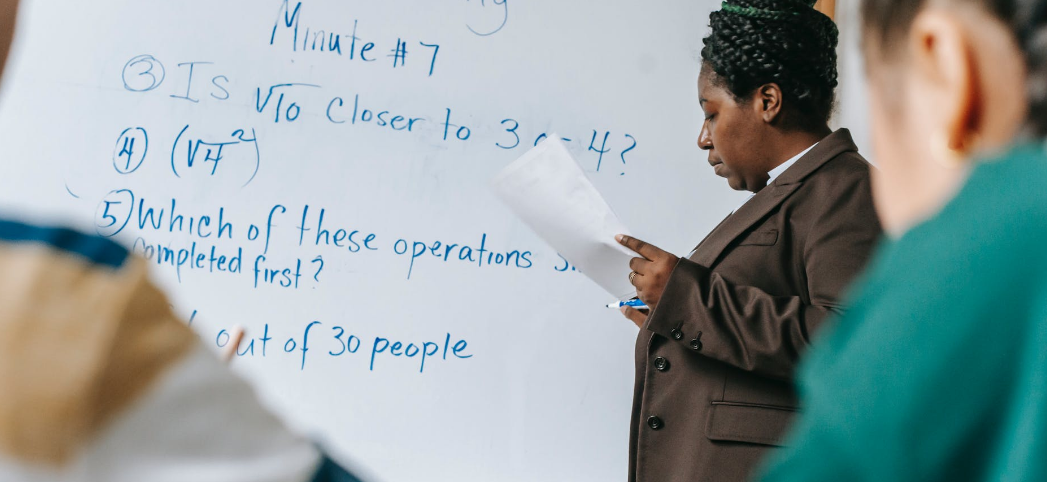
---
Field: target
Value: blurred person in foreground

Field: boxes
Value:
[761,0,1047,480]
[0,1,362,480]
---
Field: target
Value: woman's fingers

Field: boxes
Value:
[629,256,652,273]
[616,234,664,260]
[620,306,648,328]
[223,326,245,363]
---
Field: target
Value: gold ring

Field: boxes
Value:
[629,271,637,282]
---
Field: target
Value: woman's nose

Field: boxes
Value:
[698,122,713,150]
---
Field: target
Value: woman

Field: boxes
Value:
[760,0,1047,480]
[616,1,882,481]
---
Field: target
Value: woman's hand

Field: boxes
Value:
[616,234,680,326]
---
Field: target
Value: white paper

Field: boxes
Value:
[491,136,637,300]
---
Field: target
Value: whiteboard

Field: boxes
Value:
[0,1,775,480]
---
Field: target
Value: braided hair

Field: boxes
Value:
[701,0,840,129]
[861,0,1047,137]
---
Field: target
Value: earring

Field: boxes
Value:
[932,132,972,169]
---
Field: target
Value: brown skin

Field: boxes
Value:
[617,64,832,328]
[616,234,678,327]
[698,64,830,192]
[865,2,1026,237]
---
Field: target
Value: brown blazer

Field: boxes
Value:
[628,129,882,482]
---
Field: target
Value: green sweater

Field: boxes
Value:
[760,145,1047,482]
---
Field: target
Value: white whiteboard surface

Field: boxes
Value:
[0,1,830,480]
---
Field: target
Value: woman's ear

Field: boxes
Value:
[908,9,979,156]
[754,83,784,123]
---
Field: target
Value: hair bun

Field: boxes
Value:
[722,0,817,7]
[720,0,821,21]
[704,0,839,128]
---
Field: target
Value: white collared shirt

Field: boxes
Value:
[736,142,818,210]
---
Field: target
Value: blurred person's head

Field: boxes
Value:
[860,0,1044,235]
[698,0,839,192]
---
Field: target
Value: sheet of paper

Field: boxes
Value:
[491,136,637,300]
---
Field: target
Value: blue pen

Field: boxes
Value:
[606,299,649,309]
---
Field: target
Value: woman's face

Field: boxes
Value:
[864,5,1026,236]
[697,66,769,192]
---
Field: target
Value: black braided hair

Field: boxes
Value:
[861,0,1047,137]
[701,0,840,129]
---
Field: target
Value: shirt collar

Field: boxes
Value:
[767,142,818,185]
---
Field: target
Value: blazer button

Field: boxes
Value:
[647,416,664,430]
[653,357,670,371]
[690,331,703,351]
[670,329,683,340]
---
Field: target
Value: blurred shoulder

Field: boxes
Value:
[0,217,129,270]
[977,144,1047,208]
[0,217,197,465]
[955,145,1047,240]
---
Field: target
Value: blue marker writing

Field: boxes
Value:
[606,299,648,310]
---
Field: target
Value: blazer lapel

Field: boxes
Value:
[690,184,801,266]
[690,129,861,267]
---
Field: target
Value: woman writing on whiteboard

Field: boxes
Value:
[616,1,882,481]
